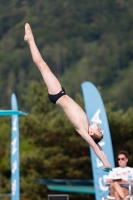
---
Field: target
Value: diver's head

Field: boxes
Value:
[89,123,103,144]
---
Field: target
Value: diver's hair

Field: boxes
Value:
[91,135,103,144]
[118,150,129,159]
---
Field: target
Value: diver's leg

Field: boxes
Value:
[24,23,61,95]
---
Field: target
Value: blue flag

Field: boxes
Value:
[11,94,20,200]
[81,82,115,200]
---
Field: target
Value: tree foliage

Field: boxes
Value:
[0,82,133,200]
[0,0,133,199]
[0,0,133,109]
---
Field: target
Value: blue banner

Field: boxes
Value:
[11,94,20,200]
[81,82,115,200]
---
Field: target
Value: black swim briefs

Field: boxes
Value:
[48,87,66,104]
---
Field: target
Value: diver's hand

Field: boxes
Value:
[103,166,112,172]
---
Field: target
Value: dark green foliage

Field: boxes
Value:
[106,102,133,165]
[0,81,133,200]
[0,0,133,199]
[19,82,92,200]
[0,0,133,109]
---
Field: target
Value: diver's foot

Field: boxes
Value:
[24,23,34,43]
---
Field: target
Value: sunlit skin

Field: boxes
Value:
[24,23,112,172]
[89,123,103,138]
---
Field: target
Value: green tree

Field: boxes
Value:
[19,81,92,200]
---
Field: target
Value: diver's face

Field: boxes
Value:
[89,123,103,138]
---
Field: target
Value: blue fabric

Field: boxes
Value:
[81,81,115,200]
[11,94,20,200]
